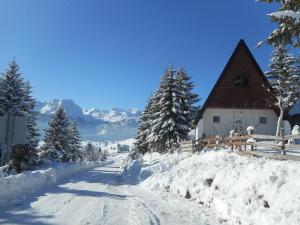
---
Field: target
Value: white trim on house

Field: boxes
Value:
[195,108,278,139]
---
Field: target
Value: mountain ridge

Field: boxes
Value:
[35,99,142,141]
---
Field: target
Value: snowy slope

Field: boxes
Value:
[36,99,142,141]
[139,151,300,225]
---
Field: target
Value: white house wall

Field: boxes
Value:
[196,108,278,138]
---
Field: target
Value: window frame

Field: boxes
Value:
[213,116,220,123]
[233,74,249,87]
[259,117,267,124]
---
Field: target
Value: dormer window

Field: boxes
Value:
[234,74,249,87]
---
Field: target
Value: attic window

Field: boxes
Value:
[234,75,249,87]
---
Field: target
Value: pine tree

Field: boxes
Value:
[134,93,157,154]
[0,60,40,170]
[84,142,97,161]
[258,0,300,47]
[0,59,25,116]
[174,68,200,140]
[149,67,181,151]
[135,66,200,153]
[67,121,82,162]
[266,45,300,138]
[42,106,71,162]
[19,81,40,168]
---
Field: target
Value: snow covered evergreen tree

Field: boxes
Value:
[174,68,200,140]
[84,142,97,161]
[0,60,40,170]
[149,67,183,151]
[0,59,25,116]
[42,106,71,162]
[136,67,200,153]
[67,121,82,162]
[134,93,157,154]
[18,81,40,169]
[266,45,300,138]
[258,0,300,47]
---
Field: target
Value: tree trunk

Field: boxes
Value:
[276,107,284,137]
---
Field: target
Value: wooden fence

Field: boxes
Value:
[192,133,300,156]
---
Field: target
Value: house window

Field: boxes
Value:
[259,117,267,124]
[213,116,220,123]
[234,74,249,87]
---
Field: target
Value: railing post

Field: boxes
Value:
[281,127,286,155]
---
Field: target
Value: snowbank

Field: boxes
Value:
[0,160,112,207]
[139,152,187,181]
[122,159,142,183]
[140,151,300,225]
[122,152,187,182]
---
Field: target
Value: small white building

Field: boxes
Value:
[194,40,279,139]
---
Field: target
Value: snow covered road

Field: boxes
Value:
[0,158,223,225]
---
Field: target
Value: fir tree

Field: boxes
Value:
[84,142,97,161]
[266,45,300,138]
[19,81,40,168]
[174,68,200,140]
[67,121,82,162]
[0,59,25,116]
[0,60,40,170]
[136,66,200,153]
[258,0,300,47]
[42,106,71,162]
[134,93,157,154]
[149,67,181,151]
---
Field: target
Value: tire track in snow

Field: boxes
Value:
[128,197,160,225]
[99,200,108,225]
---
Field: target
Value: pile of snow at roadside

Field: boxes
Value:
[0,160,112,207]
[139,150,300,225]
[139,152,187,181]
[121,152,188,182]
[121,157,142,183]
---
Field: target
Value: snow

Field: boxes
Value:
[83,107,142,123]
[269,10,300,23]
[0,160,112,207]
[2,140,300,225]
[122,158,142,183]
[139,150,300,225]
[81,138,135,155]
[292,125,300,135]
[36,99,142,141]
[0,154,224,225]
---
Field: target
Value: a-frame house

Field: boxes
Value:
[194,39,278,139]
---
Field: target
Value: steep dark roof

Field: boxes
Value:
[195,39,276,124]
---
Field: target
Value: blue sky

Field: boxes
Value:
[0,0,278,110]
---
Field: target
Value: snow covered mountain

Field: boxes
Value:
[35,99,142,141]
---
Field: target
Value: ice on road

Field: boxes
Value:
[0,158,222,225]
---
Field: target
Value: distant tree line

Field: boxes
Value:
[134,66,199,154]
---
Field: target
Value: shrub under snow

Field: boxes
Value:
[140,151,300,225]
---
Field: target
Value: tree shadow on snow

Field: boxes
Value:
[66,167,124,186]
[0,206,54,225]
[51,186,129,200]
